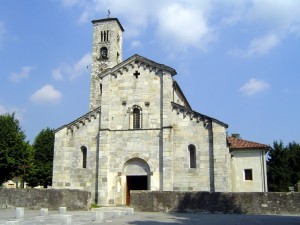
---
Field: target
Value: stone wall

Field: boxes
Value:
[0,188,91,210]
[130,191,300,215]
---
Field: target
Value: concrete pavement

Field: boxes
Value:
[0,208,299,225]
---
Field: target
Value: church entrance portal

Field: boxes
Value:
[126,175,148,205]
[123,158,150,206]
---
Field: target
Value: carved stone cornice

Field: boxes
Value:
[98,54,177,79]
[171,102,228,128]
[55,106,101,133]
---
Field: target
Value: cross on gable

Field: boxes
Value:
[133,70,140,79]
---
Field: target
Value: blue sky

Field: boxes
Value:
[0,0,299,145]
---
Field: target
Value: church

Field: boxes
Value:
[52,18,269,206]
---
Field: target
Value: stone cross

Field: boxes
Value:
[133,71,140,79]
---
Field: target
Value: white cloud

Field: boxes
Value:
[239,78,270,96]
[247,34,279,56]
[0,21,6,47]
[58,0,300,54]
[30,85,62,104]
[220,0,300,32]
[130,40,142,48]
[52,53,92,81]
[225,0,300,56]
[248,0,300,31]
[230,34,279,57]
[10,66,35,82]
[58,0,214,51]
[156,3,212,51]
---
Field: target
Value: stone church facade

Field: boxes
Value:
[52,18,269,206]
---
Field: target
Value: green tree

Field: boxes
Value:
[0,113,31,185]
[267,141,300,192]
[286,142,300,185]
[25,128,54,188]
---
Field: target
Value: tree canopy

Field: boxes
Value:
[267,141,300,192]
[25,128,55,188]
[0,113,31,185]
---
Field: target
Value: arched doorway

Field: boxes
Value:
[123,158,150,206]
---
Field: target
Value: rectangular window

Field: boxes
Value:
[244,169,253,181]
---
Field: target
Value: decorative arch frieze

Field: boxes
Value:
[61,107,101,135]
[171,102,213,128]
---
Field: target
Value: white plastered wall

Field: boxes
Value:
[230,150,267,192]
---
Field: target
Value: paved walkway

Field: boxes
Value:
[0,208,299,225]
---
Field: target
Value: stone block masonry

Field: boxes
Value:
[130,191,300,215]
[0,188,91,210]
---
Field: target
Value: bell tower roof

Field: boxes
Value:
[91,18,125,31]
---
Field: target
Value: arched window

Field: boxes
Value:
[81,146,87,168]
[188,144,196,168]
[100,47,108,59]
[133,108,140,129]
[130,105,142,129]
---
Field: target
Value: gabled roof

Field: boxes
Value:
[227,136,269,151]
[99,54,177,79]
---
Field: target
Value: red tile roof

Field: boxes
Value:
[227,136,269,151]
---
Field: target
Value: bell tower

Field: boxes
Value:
[89,18,124,110]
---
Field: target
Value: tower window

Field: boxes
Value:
[188,144,196,168]
[101,30,109,42]
[81,146,87,168]
[133,108,140,129]
[100,47,108,59]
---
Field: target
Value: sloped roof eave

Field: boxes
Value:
[173,81,192,110]
[55,106,101,133]
[171,102,228,128]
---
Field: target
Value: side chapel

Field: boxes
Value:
[52,18,269,206]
